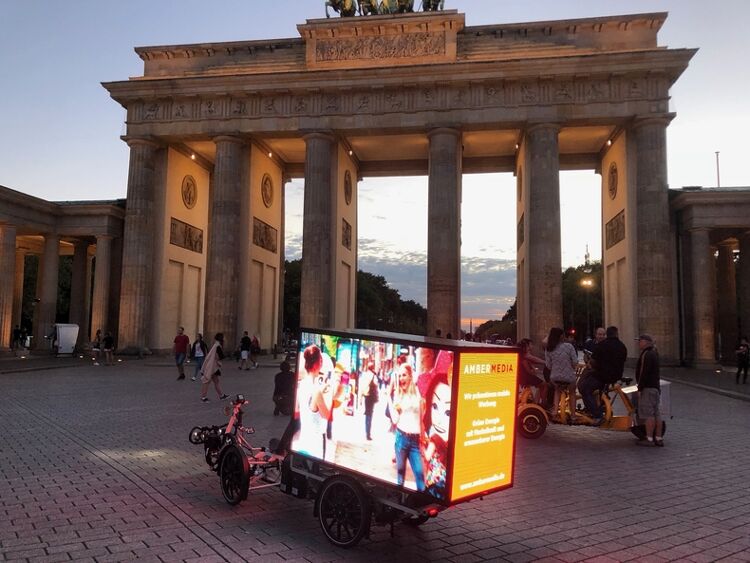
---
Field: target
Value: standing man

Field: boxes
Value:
[635,334,663,447]
[578,326,628,425]
[173,326,190,380]
[239,331,252,370]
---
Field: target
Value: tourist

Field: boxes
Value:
[518,338,548,404]
[578,326,628,425]
[359,360,378,441]
[635,334,663,446]
[239,331,252,370]
[11,325,21,353]
[544,327,578,422]
[272,360,295,416]
[102,331,114,365]
[736,336,749,384]
[92,329,102,366]
[200,333,229,402]
[190,333,208,381]
[173,326,190,380]
[250,334,260,368]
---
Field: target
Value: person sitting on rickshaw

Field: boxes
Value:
[577,326,627,425]
[518,338,548,405]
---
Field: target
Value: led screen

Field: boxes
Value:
[450,352,518,502]
[292,331,454,502]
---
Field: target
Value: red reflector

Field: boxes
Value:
[427,508,439,517]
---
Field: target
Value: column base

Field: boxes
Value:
[690,360,722,371]
[118,346,152,358]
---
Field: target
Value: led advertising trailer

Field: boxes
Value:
[291,329,519,506]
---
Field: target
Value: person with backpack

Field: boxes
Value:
[360,360,379,441]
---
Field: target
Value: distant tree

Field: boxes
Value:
[562,261,602,344]
[475,300,516,342]
[282,260,427,336]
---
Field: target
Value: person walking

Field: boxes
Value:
[200,333,229,402]
[92,329,102,366]
[544,327,579,422]
[250,334,260,368]
[239,331,252,370]
[736,336,749,384]
[360,361,379,440]
[190,333,208,381]
[635,334,663,447]
[102,332,114,365]
[173,327,190,380]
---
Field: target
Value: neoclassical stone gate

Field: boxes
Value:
[102,10,695,359]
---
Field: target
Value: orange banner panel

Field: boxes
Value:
[450,352,518,502]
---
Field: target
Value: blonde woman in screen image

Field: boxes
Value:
[390,363,425,491]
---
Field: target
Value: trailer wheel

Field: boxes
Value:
[517,406,547,439]
[219,445,249,505]
[317,476,371,548]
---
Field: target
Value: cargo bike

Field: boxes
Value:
[191,328,521,547]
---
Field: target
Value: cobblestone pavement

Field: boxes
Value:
[2,358,750,562]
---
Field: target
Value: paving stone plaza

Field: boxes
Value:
[2,358,749,562]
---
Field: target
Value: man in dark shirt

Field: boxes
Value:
[272,361,295,416]
[239,331,252,370]
[173,327,190,380]
[578,326,628,425]
[635,334,663,446]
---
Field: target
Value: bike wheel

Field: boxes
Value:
[517,406,547,439]
[317,476,371,548]
[219,445,250,505]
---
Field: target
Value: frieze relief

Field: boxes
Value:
[315,32,446,62]
[130,76,668,124]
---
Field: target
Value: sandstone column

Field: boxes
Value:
[427,128,462,337]
[90,235,113,340]
[717,242,738,363]
[737,232,750,337]
[13,247,25,331]
[118,139,160,353]
[690,229,717,366]
[0,223,17,351]
[632,117,677,360]
[204,136,248,348]
[526,124,562,346]
[34,234,60,349]
[300,132,335,329]
[68,240,89,342]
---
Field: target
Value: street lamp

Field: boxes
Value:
[581,278,594,339]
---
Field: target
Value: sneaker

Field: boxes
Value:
[654,439,664,447]
[201,397,209,402]
[190,376,196,381]
[220,394,229,400]
[93,362,100,366]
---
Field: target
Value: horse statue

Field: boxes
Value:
[359,0,379,15]
[325,0,358,18]
[378,0,414,14]
[421,0,444,11]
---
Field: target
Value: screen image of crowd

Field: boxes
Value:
[291,332,453,501]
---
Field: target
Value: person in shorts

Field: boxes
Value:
[239,331,251,370]
[102,332,114,366]
[635,334,663,447]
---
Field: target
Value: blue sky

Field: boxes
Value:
[2,0,748,329]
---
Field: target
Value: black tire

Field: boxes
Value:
[219,445,250,505]
[189,426,204,445]
[402,514,430,526]
[517,407,547,439]
[317,476,371,548]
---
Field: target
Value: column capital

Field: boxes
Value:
[213,134,247,145]
[123,136,162,149]
[427,127,462,139]
[95,234,115,242]
[302,131,336,143]
[631,114,675,130]
[525,122,561,135]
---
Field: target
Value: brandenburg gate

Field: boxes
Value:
[99,10,695,359]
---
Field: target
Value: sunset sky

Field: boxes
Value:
[2,0,748,330]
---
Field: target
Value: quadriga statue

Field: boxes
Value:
[325,0,358,17]
[421,0,445,10]
[359,0,379,15]
[378,0,414,14]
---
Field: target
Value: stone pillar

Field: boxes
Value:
[0,223,17,351]
[118,139,160,353]
[90,236,113,340]
[526,124,562,346]
[69,240,89,343]
[427,128,462,337]
[204,136,248,349]
[34,234,60,349]
[717,242,738,363]
[690,229,717,366]
[632,117,677,359]
[13,247,25,330]
[737,232,750,338]
[300,132,335,329]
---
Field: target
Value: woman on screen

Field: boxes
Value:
[390,363,425,491]
[295,344,333,460]
[422,371,451,500]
